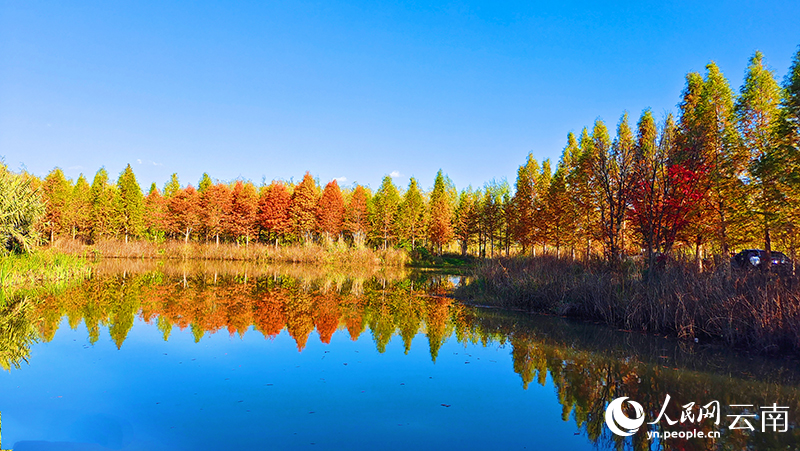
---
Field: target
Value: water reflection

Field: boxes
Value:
[1,261,799,450]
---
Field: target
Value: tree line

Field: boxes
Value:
[7,47,800,267]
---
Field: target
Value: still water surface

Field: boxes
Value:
[1,261,798,450]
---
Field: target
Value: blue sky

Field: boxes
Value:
[1,0,799,193]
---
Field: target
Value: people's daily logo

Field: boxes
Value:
[604,394,790,440]
[605,397,645,437]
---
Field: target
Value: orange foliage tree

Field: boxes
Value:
[289,172,318,242]
[201,183,232,245]
[167,186,200,243]
[344,185,370,247]
[229,181,258,245]
[316,180,345,241]
[258,182,293,246]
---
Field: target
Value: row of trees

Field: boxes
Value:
[38,163,458,252]
[31,47,800,267]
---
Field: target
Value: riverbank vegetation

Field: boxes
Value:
[456,256,800,353]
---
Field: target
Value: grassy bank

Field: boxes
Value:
[0,250,93,304]
[454,256,800,354]
[407,250,478,271]
[51,238,408,267]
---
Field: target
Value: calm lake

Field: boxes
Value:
[1,260,798,450]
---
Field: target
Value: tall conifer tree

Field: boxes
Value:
[116,164,144,243]
[372,176,400,249]
[428,170,453,255]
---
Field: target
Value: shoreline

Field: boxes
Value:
[453,255,800,355]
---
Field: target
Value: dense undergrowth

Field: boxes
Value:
[455,256,800,354]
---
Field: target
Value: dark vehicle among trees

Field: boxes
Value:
[732,249,793,274]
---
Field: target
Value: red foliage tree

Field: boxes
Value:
[257,182,292,246]
[316,180,345,241]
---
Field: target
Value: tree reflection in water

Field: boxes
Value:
[1,259,798,450]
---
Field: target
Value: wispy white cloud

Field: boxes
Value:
[137,159,162,166]
[334,176,347,183]
[389,171,400,178]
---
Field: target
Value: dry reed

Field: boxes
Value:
[455,256,800,354]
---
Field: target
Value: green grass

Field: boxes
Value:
[408,249,478,271]
[0,251,93,305]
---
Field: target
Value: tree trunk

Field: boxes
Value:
[695,241,703,273]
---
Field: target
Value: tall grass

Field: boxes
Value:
[50,238,408,267]
[455,256,800,353]
[0,250,92,305]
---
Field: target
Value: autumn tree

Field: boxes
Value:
[568,128,599,260]
[396,178,426,249]
[454,188,479,256]
[676,71,716,268]
[554,132,582,259]
[545,157,574,258]
[258,182,292,247]
[201,183,232,245]
[68,175,92,241]
[229,181,259,245]
[116,164,144,243]
[167,186,200,243]
[89,168,119,242]
[630,109,665,270]
[532,159,551,254]
[316,180,345,242]
[698,62,747,262]
[591,115,635,262]
[428,170,453,255]
[371,176,400,249]
[344,185,370,247]
[629,111,702,272]
[289,172,319,242]
[41,168,72,242]
[481,180,508,257]
[143,183,166,240]
[735,51,783,255]
[773,47,800,261]
[511,153,539,254]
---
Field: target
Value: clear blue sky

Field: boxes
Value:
[2,1,799,193]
